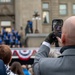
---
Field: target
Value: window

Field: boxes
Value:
[1,21,11,26]
[0,0,11,3]
[59,4,67,15]
[73,4,75,14]
[43,11,50,24]
[43,3,49,9]
[42,2,50,24]
[1,21,11,32]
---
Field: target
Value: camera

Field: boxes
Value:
[52,19,63,47]
[52,19,63,38]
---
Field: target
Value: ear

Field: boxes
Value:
[61,33,66,45]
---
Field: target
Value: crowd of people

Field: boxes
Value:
[0,16,75,75]
[0,27,22,48]
[11,62,33,75]
[0,45,33,75]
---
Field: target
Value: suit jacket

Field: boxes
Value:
[0,60,7,75]
[33,43,75,75]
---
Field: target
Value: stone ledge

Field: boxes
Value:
[25,33,48,38]
[25,34,48,47]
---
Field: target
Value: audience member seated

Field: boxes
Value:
[0,45,16,75]
[11,62,24,75]
[0,27,22,48]
[22,65,31,75]
[28,65,34,75]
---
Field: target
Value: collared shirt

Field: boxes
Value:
[5,65,17,75]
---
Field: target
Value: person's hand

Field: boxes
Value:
[56,37,62,46]
[21,65,26,69]
[45,32,56,44]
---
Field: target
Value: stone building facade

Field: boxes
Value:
[0,0,75,34]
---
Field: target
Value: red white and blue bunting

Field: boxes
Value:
[11,47,61,60]
[11,48,39,60]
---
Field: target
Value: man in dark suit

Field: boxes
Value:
[0,59,7,75]
[33,16,75,75]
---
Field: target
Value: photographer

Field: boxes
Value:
[33,16,75,75]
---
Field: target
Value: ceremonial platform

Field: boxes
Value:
[25,34,48,47]
[11,34,61,65]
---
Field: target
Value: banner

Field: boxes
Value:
[11,47,61,60]
[11,48,39,60]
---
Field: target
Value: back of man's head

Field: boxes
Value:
[61,16,75,46]
[0,45,12,65]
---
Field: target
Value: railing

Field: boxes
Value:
[11,47,61,60]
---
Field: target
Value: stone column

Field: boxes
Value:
[15,0,22,31]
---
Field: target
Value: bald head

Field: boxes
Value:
[61,16,75,46]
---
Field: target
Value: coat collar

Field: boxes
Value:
[59,45,75,57]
